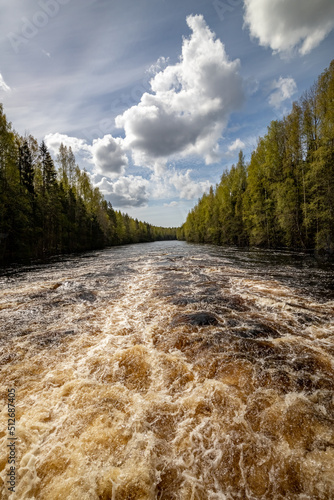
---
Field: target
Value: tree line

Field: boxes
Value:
[0,108,176,265]
[178,60,334,254]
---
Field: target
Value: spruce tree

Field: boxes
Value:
[19,140,35,194]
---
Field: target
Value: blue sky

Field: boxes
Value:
[1,0,334,226]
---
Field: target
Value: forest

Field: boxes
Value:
[0,110,176,265]
[1,60,333,265]
[178,60,334,254]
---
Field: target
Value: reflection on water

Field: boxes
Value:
[0,241,334,499]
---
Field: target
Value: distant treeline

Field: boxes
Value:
[0,107,176,265]
[178,60,334,254]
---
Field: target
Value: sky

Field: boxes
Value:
[0,0,334,227]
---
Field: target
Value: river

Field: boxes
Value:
[0,241,333,499]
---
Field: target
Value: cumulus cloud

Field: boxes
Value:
[92,166,210,208]
[116,14,244,166]
[45,132,129,178]
[268,77,297,108]
[243,0,334,55]
[43,16,242,208]
[228,138,245,152]
[0,74,11,92]
[147,56,170,76]
[96,175,150,207]
[169,169,211,200]
[45,133,90,156]
[91,135,128,178]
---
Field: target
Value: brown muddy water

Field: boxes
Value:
[0,241,334,499]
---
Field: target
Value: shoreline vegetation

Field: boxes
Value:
[1,60,333,266]
[0,113,176,266]
[177,60,334,256]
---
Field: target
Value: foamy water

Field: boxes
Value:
[0,241,334,499]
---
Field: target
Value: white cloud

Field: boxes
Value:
[0,74,11,92]
[169,169,211,200]
[147,56,170,76]
[164,201,179,207]
[92,166,210,208]
[91,135,128,178]
[243,0,334,55]
[268,77,297,108]
[44,133,90,156]
[116,14,244,166]
[45,132,129,178]
[228,138,245,152]
[96,175,150,207]
[44,131,210,206]
[43,16,243,210]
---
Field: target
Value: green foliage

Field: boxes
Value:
[180,60,334,254]
[0,111,176,265]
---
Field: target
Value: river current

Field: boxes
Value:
[0,241,333,499]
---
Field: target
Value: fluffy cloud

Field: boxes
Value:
[228,138,245,153]
[0,74,11,92]
[93,166,211,208]
[96,175,150,207]
[43,16,241,208]
[91,135,128,178]
[147,56,170,76]
[45,132,128,178]
[116,14,244,166]
[45,133,90,156]
[169,169,211,200]
[243,0,334,55]
[268,77,297,108]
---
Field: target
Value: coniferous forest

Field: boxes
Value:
[1,61,334,265]
[178,61,334,254]
[0,109,176,265]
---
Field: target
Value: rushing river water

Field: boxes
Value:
[0,241,334,499]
